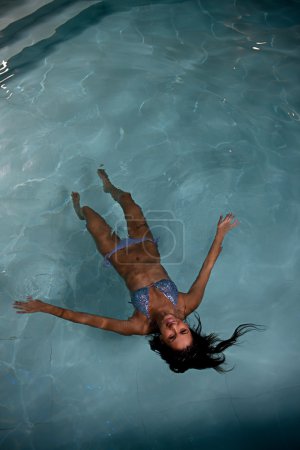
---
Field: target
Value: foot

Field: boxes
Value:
[97,168,113,193]
[71,192,85,220]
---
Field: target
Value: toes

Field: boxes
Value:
[71,192,80,200]
[98,168,108,178]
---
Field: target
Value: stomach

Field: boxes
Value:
[108,241,170,291]
[125,266,171,292]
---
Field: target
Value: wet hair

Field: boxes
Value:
[148,313,265,373]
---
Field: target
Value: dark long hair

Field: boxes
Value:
[148,313,265,373]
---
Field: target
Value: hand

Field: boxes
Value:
[217,213,239,236]
[13,296,45,314]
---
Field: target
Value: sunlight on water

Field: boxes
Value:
[0,60,14,99]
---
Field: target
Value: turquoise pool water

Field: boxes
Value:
[1,1,300,449]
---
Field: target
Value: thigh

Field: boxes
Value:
[121,194,154,240]
[83,206,120,256]
[90,228,121,257]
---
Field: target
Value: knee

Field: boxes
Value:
[82,205,91,219]
[82,207,98,232]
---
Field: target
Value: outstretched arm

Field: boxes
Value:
[13,298,143,336]
[183,213,239,315]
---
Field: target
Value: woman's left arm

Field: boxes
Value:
[13,298,143,335]
[183,213,239,315]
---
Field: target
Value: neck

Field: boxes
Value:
[150,307,185,327]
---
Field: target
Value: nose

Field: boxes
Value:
[166,320,177,329]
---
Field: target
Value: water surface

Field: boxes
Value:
[1,1,300,449]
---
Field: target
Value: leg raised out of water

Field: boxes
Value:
[97,168,126,202]
[71,190,120,255]
[71,192,85,220]
[97,169,155,240]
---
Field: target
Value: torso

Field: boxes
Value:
[108,240,168,290]
[128,284,186,335]
[107,240,186,334]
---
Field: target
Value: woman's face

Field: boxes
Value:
[159,314,193,350]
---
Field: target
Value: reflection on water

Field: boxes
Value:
[0,60,14,99]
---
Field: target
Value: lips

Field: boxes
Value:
[163,314,177,326]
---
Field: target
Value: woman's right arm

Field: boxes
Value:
[13,298,142,336]
[182,213,239,315]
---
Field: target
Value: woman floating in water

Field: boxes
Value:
[13,169,261,373]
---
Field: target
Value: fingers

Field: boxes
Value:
[219,212,233,223]
[13,299,33,313]
[218,213,239,228]
[225,212,236,221]
[226,213,239,227]
[13,303,27,311]
[13,301,23,308]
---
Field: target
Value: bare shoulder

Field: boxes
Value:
[177,291,198,318]
[177,291,188,313]
[127,311,150,335]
